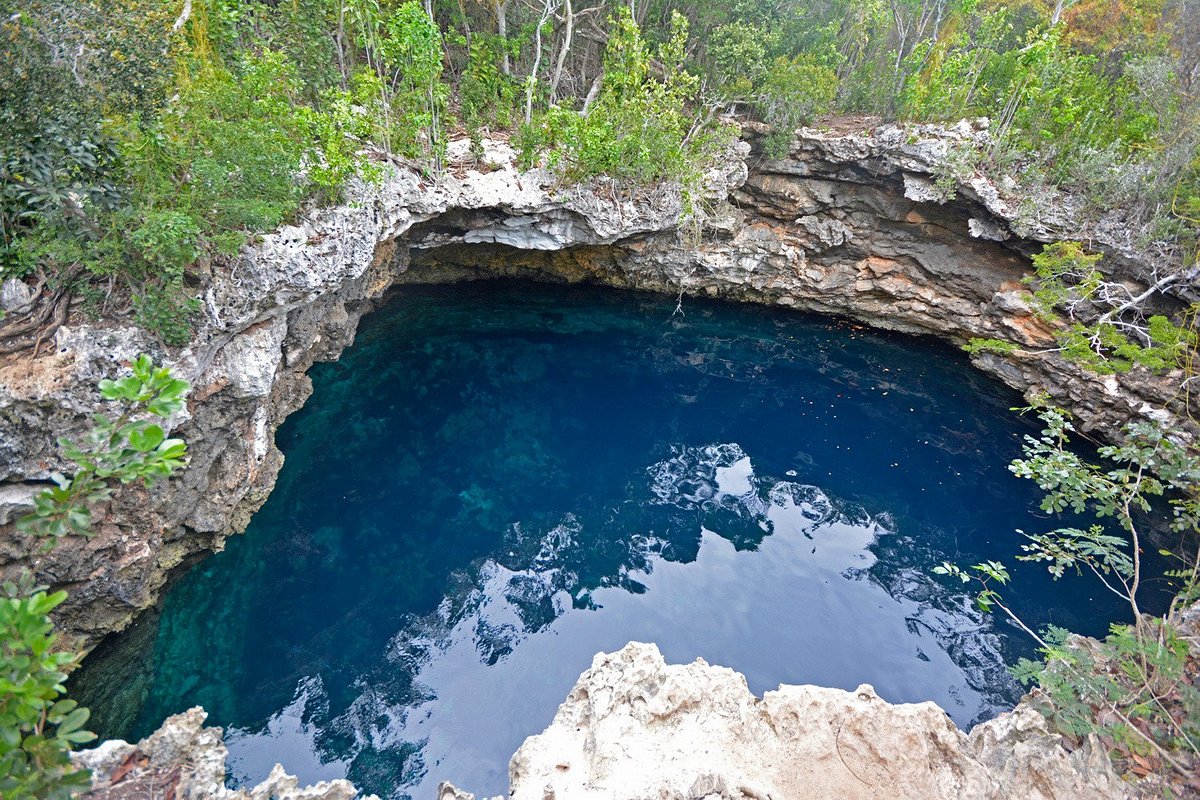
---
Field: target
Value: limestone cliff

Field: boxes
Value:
[1,122,1191,652]
[503,642,1127,800]
[6,119,1185,800]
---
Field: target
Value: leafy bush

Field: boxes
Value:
[708,22,775,101]
[376,2,449,163]
[963,337,1020,356]
[132,283,202,349]
[459,34,521,133]
[17,354,189,542]
[130,211,202,276]
[936,406,1200,784]
[0,579,95,800]
[1021,241,1198,376]
[756,56,838,159]
[519,9,728,190]
[4,356,190,799]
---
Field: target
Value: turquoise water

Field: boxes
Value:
[75,281,1170,799]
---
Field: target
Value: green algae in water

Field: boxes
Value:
[73,281,1173,799]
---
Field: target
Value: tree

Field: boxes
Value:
[935,405,1200,784]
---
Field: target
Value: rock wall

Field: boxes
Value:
[0,138,742,650]
[7,119,1187,800]
[404,121,1191,443]
[0,121,1192,657]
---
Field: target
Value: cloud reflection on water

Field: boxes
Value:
[223,442,1014,799]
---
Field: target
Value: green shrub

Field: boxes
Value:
[963,337,1020,356]
[935,406,1200,783]
[17,354,190,542]
[4,356,190,799]
[0,579,95,800]
[708,22,775,101]
[459,34,521,132]
[1022,241,1197,375]
[520,9,728,191]
[130,211,202,276]
[756,55,838,158]
[132,283,201,349]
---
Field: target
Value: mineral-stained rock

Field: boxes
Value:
[503,642,1129,800]
[73,707,375,800]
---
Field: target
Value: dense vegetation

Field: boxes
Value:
[1,0,1197,347]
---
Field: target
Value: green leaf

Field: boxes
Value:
[127,425,165,452]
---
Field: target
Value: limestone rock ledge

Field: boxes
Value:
[494,642,1126,800]
[74,707,375,800]
[76,643,1128,800]
[0,122,1193,655]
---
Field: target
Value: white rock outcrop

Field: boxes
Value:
[75,707,374,800]
[499,643,1128,800]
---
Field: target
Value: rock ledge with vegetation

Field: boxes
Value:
[0,121,1191,657]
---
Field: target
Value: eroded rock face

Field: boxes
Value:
[0,123,1191,654]
[0,139,744,650]
[405,121,1193,446]
[73,707,373,800]
[3,123,1180,800]
[498,642,1128,800]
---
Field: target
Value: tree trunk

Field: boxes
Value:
[496,0,511,75]
[548,0,573,102]
[581,71,602,114]
[525,0,558,124]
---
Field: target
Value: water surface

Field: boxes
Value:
[75,281,1167,799]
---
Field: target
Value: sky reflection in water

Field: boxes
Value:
[75,281,1167,800]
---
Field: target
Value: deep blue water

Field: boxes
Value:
[75,281,1172,799]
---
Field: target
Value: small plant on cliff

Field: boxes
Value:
[1023,242,1198,376]
[0,576,95,800]
[935,405,1200,787]
[16,354,189,544]
[961,242,1198,386]
[2,356,190,800]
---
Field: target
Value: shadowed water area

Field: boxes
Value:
[74,280,1173,799]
